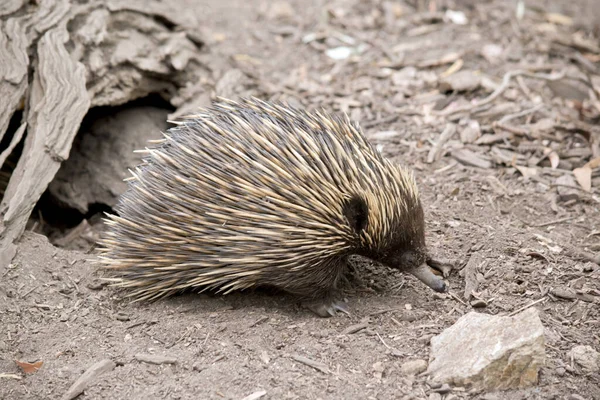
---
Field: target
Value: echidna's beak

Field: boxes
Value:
[408,263,446,292]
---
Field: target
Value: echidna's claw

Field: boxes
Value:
[304,299,350,318]
[426,256,457,278]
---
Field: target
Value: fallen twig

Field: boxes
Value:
[434,69,566,116]
[508,297,548,317]
[492,122,530,137]
[564,244,600,265]
[527,215,578,228]
[499,103,545,124]
[448,291,468,306]
[61,359,116,400]
[291,354,329,374]
[426,123,457,163]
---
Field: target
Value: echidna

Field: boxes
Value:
[98,98,446,317]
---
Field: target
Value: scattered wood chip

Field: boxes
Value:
[15,360,43,374]
[485,175,509,196]
[368,130,402,141]
[459,120,481,144]
[546,13,573,26]
[134,354,178,365]
[343,322,369,335]
[240,390,267,400]
[418,52,462,68]
[461,254,485,300]
[550,288,596,303]
[61,359,116,400]
[451,148,492,169]
[475,132,512,145]
[291,354,329,374]
[0,373,22,380]
[427,123,457,163]
[440,58,464,78]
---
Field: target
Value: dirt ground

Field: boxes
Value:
[2,0,600,399]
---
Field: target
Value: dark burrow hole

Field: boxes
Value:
[7,93,176,247]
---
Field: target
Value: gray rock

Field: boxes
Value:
[569,345,600,373]
[427,308,545,390]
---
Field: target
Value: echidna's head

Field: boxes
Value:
[340,161,444,293]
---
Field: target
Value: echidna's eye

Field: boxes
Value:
[342,195,369,233]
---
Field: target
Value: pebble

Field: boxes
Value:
[569,345,600,373]
[428,393,442,400]
[400,359,428,376]
[192,361,203,371]
[432,383,452,394]
[555,367,565,376]
[115,312,130,321]
[470,299,487,308]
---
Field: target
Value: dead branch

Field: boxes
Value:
[433,69,567,117]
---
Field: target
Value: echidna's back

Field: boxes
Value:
[100,98,401,300]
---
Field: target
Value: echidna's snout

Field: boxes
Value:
[408,263,447,293]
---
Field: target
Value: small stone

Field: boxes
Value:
[372,361,385,379]
[428,393,442,400]
[555,175,580,202]
[391,67,418,86]
[568,395,586,400]
[432,383,452,394]
[459,120,481,144]
[427,308,545,390]
[439,70,481,93]
[569,345,600,373]
[266,2,294,20]
[470,299,487,308]
[87,280,106,290]
[481,44,503,64]
[555,367,565,376]
[115,312,130,321]
[400,359,428,375]
[192,361,203,371]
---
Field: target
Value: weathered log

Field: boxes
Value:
[0,0,212,267]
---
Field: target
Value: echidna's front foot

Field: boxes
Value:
[303,298,350,318]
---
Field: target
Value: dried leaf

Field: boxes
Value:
[573,166,592,192]
[584,156,600,169]
[543,148,560,169]
[514,165,537,179]
[440,58,464,78]
[15,359,43,374]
